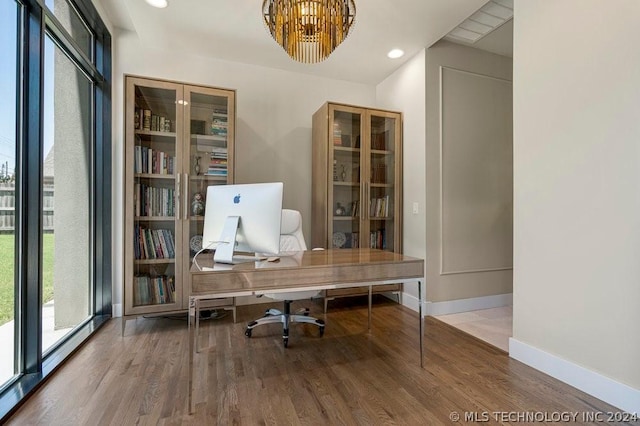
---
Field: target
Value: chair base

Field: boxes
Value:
[245,301,325,347]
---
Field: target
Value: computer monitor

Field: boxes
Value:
[201,182,283,264]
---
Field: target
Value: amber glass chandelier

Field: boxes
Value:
[262,0,356,63]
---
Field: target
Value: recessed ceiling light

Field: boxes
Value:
[145,0,168,8]
[387,49,404,59]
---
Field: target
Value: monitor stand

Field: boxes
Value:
[213,216,240,264]
[213,216,263,264]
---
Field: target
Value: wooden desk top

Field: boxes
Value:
[190,248,424,296]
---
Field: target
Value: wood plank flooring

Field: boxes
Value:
[5,297,632,425]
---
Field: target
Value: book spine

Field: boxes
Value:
[143,109,151,131]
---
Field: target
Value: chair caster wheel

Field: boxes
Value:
[319,326,325,337]
[283,338,288,348]
[245,328,252,338]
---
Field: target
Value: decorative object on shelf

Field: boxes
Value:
[191,192,205,216]
[335,202,346,216]
[194,156,201,175]
[340,164,346,181]
[262,0,356,64]
[190,235,203,253]
[332,231,346,248]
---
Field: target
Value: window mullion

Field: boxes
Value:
[22,0,45,374]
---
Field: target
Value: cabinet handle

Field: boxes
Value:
[184,173,189,220]
[364,182,369,219]
[176,173,181,220]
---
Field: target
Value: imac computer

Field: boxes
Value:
[201,182,283,264]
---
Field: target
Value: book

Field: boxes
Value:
[143,109,151,131]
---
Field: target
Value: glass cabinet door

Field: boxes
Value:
[328,105,364,249]
[126,78,182,312]
[182,85,235,266]
[366,111,400,252]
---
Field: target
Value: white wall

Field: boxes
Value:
[425,40,513,305]
[376,49,427,310]
[512,0,640,410]
[112,30,376,313]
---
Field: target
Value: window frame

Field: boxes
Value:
[0,0,111,420]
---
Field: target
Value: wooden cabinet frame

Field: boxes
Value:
[123,76,236,322]
[312,102,403,309]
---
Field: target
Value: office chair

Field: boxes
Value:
[244,209,325,347]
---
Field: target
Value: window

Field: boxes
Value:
[42,35,93,354]
[0,0,20,388]
[0,0,111,420]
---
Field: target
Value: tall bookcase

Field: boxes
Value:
[123,76,235,321]
[312,102,403,309]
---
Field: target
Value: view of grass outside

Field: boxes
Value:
[0,233,54,326]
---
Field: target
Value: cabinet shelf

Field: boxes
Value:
[191,134,227,142]
[134,258,175,265]
[333,181,359,186]
[135,216,175,221]
[190,175,228,182]
[134,173,175,180]
[334,146,360,153]
[371,149,393,155]
[135,130,177,138]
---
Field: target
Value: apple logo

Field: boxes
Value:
[233,194,241,204]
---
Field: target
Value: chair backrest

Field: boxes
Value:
[279,209,307,252]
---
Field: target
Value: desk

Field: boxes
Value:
[188,248,424,413]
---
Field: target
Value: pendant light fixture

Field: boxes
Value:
[262,0,356,64]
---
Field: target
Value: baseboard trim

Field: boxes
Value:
[509,338,640,414]
[424,293,512,316]
[112,303,122,318]
[401,292,423,316]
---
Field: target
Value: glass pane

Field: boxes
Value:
[132,84,178,307]
[42,35,93,354]
[45,0,92,60]
[188,90,230,259]
[0,0,19,386]
[369,115,396,251]
[331,110,361,249]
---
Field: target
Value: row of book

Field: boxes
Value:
[211,115,228,136]
[370,195,390,218]
[370,229,386,250]
[332,122,342,146]
[134,145,176,175]
[346,232,359,248]
[134,107,172,133]
[134,275,175,306]
[134,225,175,260]
[207,147,228,176]
[134,184,175,217]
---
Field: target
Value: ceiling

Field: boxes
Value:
[97,0,510,85]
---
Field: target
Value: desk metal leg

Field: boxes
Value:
[368,285,372,331]
[418,280,423,368]
[195,299,200,353]
[188,297,196,414]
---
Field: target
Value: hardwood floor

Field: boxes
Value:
[5,297,631,425]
